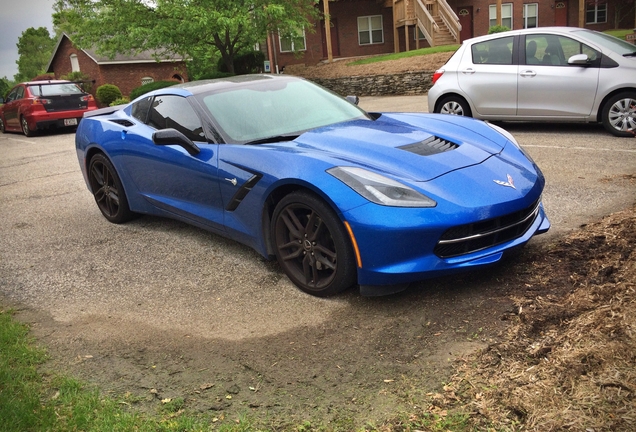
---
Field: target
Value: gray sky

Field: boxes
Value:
[0,0,55,80]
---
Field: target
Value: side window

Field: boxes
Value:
[526,35,600,66]
[471,36,514,65]
[15,87,25,99]
[131,96,153,123]
[5,88,19,103]
[147,95,205,142]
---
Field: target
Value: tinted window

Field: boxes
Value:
[131,96,152,123]
[147,95,205,142]
[471,36,514,65]
[28,83,83,96]
[525,34,600,66]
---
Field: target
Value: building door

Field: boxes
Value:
[321,18,340,58]
[555,1,568,26]
[458,7,473,42]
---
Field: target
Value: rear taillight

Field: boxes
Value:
[432,69,445,85]
[33,98,52,105]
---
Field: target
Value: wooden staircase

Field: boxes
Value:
[393,0,461,51]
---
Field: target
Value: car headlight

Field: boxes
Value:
[327,166,436,207]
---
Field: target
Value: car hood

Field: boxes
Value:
[289,113,510,182]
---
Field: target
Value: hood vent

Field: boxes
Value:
[398,136,458,156]
[110,119,135,127]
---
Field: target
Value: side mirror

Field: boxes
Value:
[568,54,590,65]
[346,95,359,105]
[152,128,200,156]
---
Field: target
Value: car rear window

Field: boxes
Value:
[28,83,84,97]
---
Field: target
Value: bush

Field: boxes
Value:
[488,25,511,34]
[129,81,177,101]
[195,71,235,80]
[109,97,130,106]
[96,84,123,106]
[217,50,266,74]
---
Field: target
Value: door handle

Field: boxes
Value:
[460,68,475,75]
[520,70,536,78]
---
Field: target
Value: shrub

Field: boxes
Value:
[195,71,235,80]
[488,25,511,34]
[217,50,266,74]
[96,84,123,106]
[129,81,177,101]
[110,97,130,106]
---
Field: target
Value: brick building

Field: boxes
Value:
[46,34,188,98]
[268,0,635,72]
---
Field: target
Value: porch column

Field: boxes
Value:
[579,0,585,27]
[323,0,333,62]
[496,0,502,26]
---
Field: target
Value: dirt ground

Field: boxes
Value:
[16,202,632,431]
[284,51,454,78]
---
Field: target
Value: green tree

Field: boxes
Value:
[53,0,319,74]
[14,27,56,82]
[0,78,11,99]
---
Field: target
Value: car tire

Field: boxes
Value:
[271,191,357,297]
[602,92,636,137]
[20,116,35,137]
[88,153,135,224]
[0,117,5,134]
[436,95,472,117]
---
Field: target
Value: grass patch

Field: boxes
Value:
[0,309,231,432]
[604,28,633,39]
[347,45,459,66]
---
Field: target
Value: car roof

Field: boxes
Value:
[168,74,303,96]
[23,80,73,86]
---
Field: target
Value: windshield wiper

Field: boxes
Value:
[245,134,299,145]
[624,51,636,57]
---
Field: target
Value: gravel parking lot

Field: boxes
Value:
[1,98,634,426]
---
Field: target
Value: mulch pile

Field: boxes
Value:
[429,205,636,431]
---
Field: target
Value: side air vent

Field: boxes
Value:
[398,136,458,156]
[110,119,135,127]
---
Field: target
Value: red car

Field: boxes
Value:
[0,80,98,136]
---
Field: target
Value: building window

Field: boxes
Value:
[415,27,426,41]
[489,3,513,28]
[358,15,384,45]
[141,77,154,85]
[279,29,306,52]
[70,54,80,72]
[586,1,607,24]
[523,3,538,28]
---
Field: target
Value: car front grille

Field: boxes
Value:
[434,199,541,258]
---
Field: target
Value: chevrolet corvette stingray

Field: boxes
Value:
[75,75,550,296]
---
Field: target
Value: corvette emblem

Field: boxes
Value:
[494,174,516,189]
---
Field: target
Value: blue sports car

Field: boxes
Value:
[76,75,550,297]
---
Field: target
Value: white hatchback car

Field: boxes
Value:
[428,27,636,137]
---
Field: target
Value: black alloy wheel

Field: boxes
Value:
[88,153,134,223]
[271,191,356,297]
[0,117,5,133]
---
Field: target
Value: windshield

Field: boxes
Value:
[198,79,370,143]
[574,30,636,55]
[28,83,85,97]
